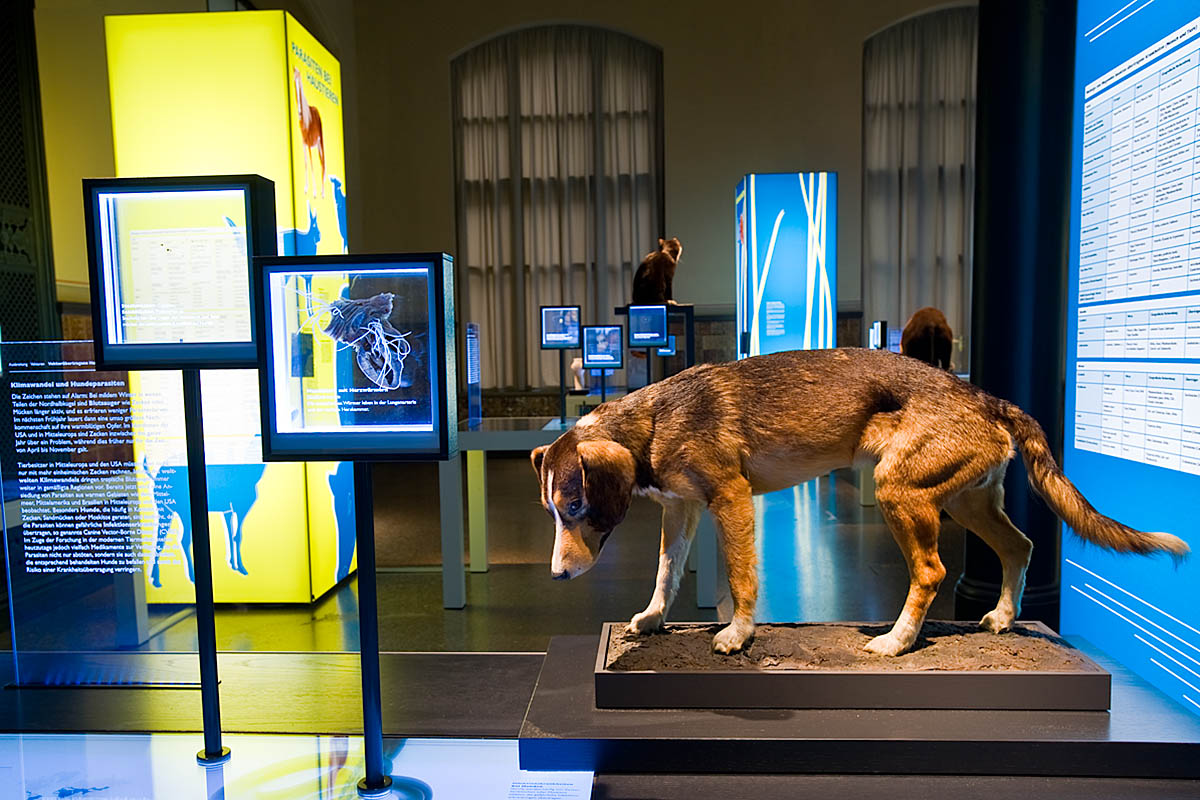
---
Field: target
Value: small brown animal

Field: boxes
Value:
[632,237,683,305]
[531,349,1187,656]
[901,306,953,370]
[294,66,326,198]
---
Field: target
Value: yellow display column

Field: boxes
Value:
[106,10,351,603]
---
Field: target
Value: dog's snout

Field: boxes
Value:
[552,569,571,581]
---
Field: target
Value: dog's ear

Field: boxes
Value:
[577,440,636,532]
[531,445,549,477]
[658,237,665,248]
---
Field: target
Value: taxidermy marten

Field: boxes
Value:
[900,306,953,370]
[632,237,683,305]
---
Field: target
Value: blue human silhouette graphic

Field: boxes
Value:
[144,460,267,587]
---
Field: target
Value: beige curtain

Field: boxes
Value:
[862,6,978,371]
[453,26,664,389]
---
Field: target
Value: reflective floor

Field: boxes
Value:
[0,733,592,800]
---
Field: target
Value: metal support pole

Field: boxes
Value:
[558,350,567,424]
[353,461,392,798]
[438,455,467,608]
[182,369,230,766]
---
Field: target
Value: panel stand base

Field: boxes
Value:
[196,746,231,767]
[357,776,393,798]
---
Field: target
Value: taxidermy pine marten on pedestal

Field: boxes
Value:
[901,306,954,370]
[632,237,683,305]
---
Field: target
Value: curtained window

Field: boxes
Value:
[452,25,664,389]
[862,5,978,371]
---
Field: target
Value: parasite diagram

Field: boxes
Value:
[293,284,412,390]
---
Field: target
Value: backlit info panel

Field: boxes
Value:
[734,172,837,358]
[103,11,353,603]
[1065,1,1200,717]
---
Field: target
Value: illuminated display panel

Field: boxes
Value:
[95,12,354,606]
[83,176,276,369]
[735,172,837,358]
[1064,0,1200,717]
[628,305,668,348]
[582,325,623,370]
[257,253,457,460]
[540,305,581,349]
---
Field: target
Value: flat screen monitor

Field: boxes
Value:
[83,175,276,370]
[628,305,668,348]
[582,325,623,370]
[657,334,676,357]
[868,320,888,350]
[1063,0,1200,718]
[540,305,581,349]
[255,253,457,460]
[466,321,482,425]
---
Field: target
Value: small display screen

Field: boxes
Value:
[582,325,623,369]
[466,322,481,425]
[83,177,274,369]
[258,254,453,459]
[868,321,887,350]
[887,329,902,353]
[540,306,581,349]
[628,305,668,348]
[657,334,676,357]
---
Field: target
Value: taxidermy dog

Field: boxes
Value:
[531,349,1187,656]
[293,67,326,198]
[901,306,953,370]
[632,237,683,305]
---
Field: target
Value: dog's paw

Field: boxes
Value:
[712,622,753,654]
[979,610,1014,634]
[627,609,664,635]
[864,632,910,657]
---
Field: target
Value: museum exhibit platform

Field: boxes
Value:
[594,621,1112,711]
[519,634,1200,778]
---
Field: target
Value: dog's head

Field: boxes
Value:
[531,435,636,580]
[659,236,682,262]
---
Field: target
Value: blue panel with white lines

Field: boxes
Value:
[1065,0,1200,717]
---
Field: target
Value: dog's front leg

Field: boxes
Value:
[629,500,701,635]
[710,478,757,654]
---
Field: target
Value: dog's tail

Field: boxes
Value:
[997,401,1188,560]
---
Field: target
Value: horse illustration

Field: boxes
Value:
[294,66,325,198]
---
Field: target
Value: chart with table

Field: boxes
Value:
[1074,11,1200,475]
[1065,1,1200,721]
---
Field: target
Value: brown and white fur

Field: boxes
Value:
[293,66,325,198]
[531,349,1187,656]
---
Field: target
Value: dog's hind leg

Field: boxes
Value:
[710,477,758,654]
[629,499,702,635]
[865,477,945,656]
[944,474,1033,633]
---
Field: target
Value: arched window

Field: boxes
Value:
[862,5,978,371]
[452,25,664,389]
